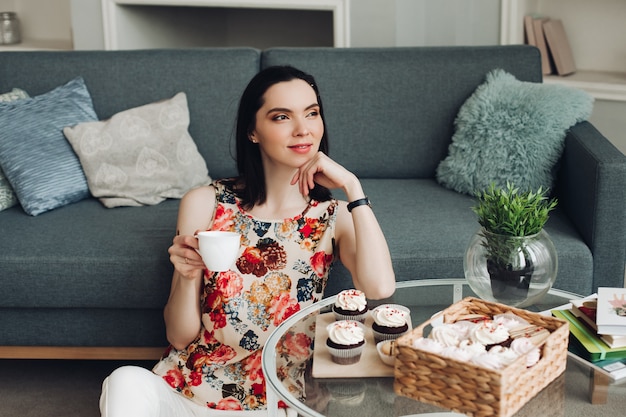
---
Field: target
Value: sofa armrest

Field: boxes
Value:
[556,121,626,291]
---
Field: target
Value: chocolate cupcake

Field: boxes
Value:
[370,304,410,344]
[326,320,366,365]
[332,289,369,322]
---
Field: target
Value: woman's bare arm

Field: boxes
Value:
[164,186,216,350]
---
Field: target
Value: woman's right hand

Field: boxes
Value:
[169,234,205,281]
[165,233,207,350]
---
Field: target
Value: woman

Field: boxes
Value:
[100,66,395,417]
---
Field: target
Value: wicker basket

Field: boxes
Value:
[393,297,569,417]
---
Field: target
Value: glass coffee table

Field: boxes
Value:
[263,279,626,417]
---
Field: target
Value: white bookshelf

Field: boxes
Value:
[500,0,626,102]
[101,0,351,49]
[0,39,72,51]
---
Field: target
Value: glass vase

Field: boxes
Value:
[464,228,558,307]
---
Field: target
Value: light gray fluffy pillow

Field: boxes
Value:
[436,69,594,195]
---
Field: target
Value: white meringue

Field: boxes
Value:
[510,337,541,367]
[470,352,505,370]
[470,320,510,346]
[458,339,487,355]
[440,345,475,362]
[493,313,530,330]
[428,324,461,347]
[412,337,445,354]
[487,346,519,367]
[448,320,477,340]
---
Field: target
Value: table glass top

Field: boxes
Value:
[263,279,626,417]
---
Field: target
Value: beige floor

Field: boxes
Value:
[0,358,624,417]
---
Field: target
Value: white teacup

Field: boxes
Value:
[196,231,241,272]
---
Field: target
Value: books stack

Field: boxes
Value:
[523,14,576,76]
[552,287,626,381]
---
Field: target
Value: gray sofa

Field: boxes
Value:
[1,46,624,359]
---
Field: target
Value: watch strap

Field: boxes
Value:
[347,197,371,212]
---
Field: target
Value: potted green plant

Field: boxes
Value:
[464,182,559,307]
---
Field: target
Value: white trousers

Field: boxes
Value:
[99,365,296,417]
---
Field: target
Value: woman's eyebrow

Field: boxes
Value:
[266,103,319,115]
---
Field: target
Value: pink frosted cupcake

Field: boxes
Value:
[333,289,369,322]
[326,320,366,365]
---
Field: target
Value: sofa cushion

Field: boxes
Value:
[64,92,211,208]
[436,69,594,195]
[0,198,176,310]
[325,179,593,297]
[0,88,29,212]
[0,77,97,216]
[0,307,167,347]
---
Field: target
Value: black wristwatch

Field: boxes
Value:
[347,197,371,212]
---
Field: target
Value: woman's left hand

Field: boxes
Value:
[291,152,359,197]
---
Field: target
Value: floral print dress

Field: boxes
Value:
[153,180,338,411]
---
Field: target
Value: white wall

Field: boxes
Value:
[4,0,72,43]
[590,101,626,155]
[349,0,501,47]
[70,0,104,49]
[394,0,500,47]
[349,0,396,46]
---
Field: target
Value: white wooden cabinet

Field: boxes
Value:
[500,0,626,102]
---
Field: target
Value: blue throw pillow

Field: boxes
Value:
[436,69,594,195]
[0,88,29,212]
[0,77,98,215]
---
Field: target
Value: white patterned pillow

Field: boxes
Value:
[0,88,29,211]
[0,168,18,211]
[0,88,28,103]
[63,92,211,208]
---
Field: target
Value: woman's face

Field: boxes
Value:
[250,79,324,171]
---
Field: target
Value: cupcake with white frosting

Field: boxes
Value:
[333,289,369,322]
[326,320,366,365]
[370,304,410,343]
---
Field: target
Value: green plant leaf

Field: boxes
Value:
[471,182,557,238]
